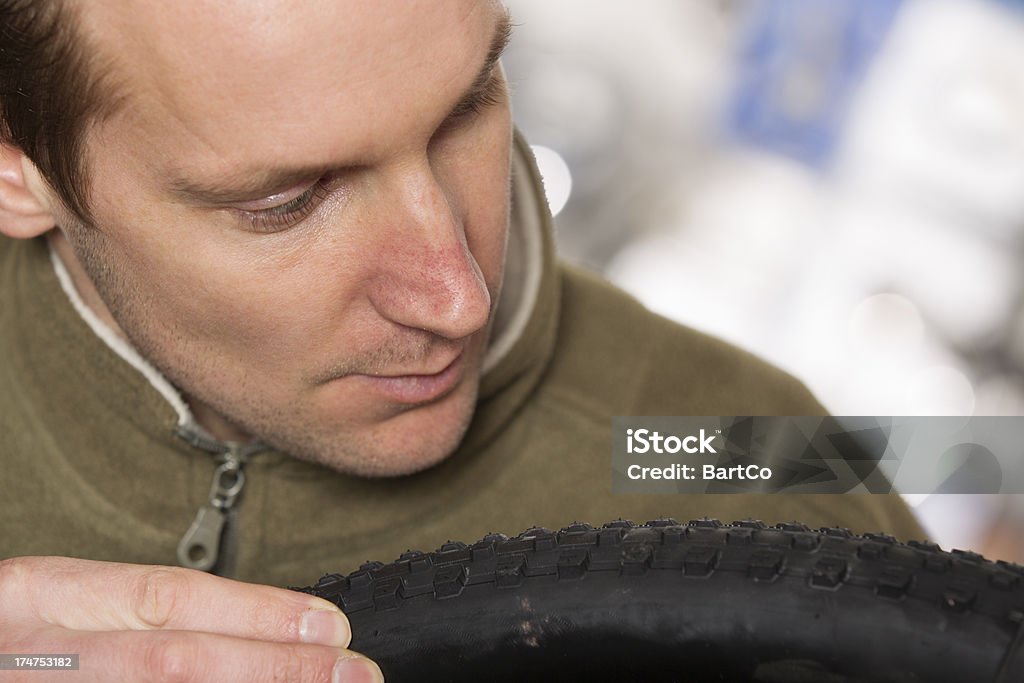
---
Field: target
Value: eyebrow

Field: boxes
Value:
[169,10,514,205]
[446,9,513,120]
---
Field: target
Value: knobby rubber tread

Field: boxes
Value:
[296,519,1024,682]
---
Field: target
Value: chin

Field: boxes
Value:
[278,379,481,478]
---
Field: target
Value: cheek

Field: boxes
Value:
[467,184,509,302]
[444,115,513,298]
[91,202,347,368]
[166,242,358,359]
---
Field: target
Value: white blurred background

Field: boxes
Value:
[503,0,1024,563]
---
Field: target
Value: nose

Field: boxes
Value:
[367,164,492,341]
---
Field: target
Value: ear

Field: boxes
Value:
[0,142,57,238]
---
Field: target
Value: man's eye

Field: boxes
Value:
[439,69,507,132]
[238,181,331,233]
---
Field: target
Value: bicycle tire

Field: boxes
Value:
[296,518,1024,682]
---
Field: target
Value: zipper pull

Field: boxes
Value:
[177,451,247,571]
[176,505,225,571]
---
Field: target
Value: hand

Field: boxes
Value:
[0,556,383,682]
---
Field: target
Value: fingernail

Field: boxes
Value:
[299,608,350,647]
[333,655,384,683]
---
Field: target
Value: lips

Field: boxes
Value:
[351,352,465,405]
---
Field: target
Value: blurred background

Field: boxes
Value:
[502,0,1024,563]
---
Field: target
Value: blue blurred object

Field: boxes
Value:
[991,0,1024,12]
[725,0,904,168]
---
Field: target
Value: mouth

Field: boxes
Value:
[351,352,465,405]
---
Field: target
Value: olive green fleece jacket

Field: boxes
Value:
[0,135,924,587]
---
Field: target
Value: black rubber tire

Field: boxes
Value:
[296,519,1024,682]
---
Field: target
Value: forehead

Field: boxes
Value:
[80,0,502,177]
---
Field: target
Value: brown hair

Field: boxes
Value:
[0,0,116,224]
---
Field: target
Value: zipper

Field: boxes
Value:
[175,429,269,574]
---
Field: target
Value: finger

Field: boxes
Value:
[19,625,383,683]
[1,556,349,647]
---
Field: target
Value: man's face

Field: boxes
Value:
[61,0,513,475]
